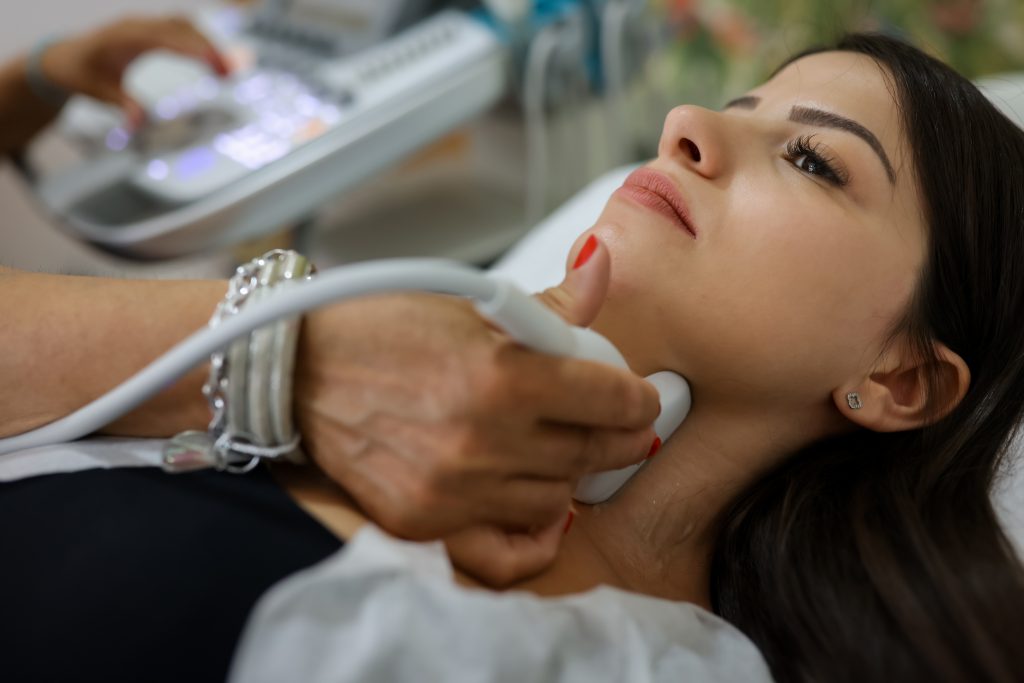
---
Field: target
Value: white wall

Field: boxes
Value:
[1,0,226,277]
[0,1,207,61]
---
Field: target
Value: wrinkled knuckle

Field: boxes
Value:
[540,287,573,320]
[476,375,506,414]
[469,361,512,412]
[443,424,486,467]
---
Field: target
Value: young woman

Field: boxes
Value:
[292,33,1024,682]
[3,31,1024,683]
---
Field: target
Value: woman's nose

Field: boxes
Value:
[657,105,730,179]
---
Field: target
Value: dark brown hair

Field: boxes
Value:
[711,34,1024,682]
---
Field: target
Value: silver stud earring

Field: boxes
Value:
[846,392,863,410]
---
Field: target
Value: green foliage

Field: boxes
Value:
[653,0,1024,106]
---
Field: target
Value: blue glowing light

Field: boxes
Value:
[146,159,170,181]
[105,127,130,151]
[175,147,217,179]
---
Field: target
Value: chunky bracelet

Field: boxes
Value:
[25,37,71,110]
[163,250,316,474]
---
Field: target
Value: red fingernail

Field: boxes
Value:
[572,235,598,270]
[646,437,662,459]
[563,510,575,534]
[209,50,230,75]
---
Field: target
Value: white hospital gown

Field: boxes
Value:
[229,525,774,683]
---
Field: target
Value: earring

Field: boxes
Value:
[846,392,863,410]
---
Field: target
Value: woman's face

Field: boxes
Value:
[583,51,926,408]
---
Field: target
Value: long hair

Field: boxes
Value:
[711,34,1024,682]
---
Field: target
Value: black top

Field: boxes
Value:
[0,465,343,683]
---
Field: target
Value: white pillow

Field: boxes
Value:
[491,164,1024,559]
[976,73,1024,130]
[997,433,1024,558]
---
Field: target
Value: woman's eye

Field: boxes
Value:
[785,136,849,187]
[793,154,824,175]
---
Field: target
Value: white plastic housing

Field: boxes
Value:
[475,283,691,503]
[573,370,691,504]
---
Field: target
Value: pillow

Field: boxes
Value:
[976,73,1024,130]
[997,432,1024,559]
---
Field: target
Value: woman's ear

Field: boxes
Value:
[833,342,970,432]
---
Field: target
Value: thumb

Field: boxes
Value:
[534,233,609,327]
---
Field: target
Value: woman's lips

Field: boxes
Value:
[614,168,697,239]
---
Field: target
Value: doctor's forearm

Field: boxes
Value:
[0,267,224,438]
[0,57,61,157]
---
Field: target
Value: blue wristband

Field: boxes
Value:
[25,37,71,109]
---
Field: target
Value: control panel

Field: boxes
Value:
[112,10,497,204]
[39,5,508,258]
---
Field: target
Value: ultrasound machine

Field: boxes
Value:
[25,1,509,259]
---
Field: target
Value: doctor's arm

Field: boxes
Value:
[0,267,220,438]
[0,246,658,582]
[0,16,229,157]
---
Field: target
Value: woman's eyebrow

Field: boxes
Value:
[789,106,896,184]
[722,95,896,184]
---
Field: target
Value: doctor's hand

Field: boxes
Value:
[295,238,659,584]
[39,16,230,127]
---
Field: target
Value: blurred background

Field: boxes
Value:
[2,0,1022,278]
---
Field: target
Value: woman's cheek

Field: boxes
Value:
[598,262,691,373]
[610,246,668,317]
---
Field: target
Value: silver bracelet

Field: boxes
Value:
[25,37,71,110]
[163,250,316,474]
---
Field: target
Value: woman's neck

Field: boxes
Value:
[275,396,836,603]
[511,397,833,605]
